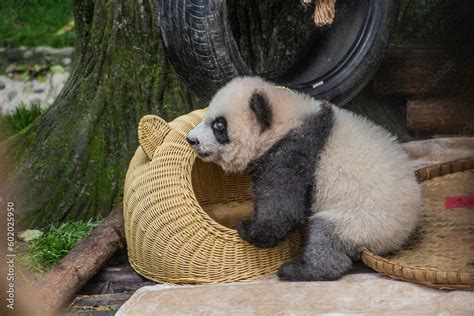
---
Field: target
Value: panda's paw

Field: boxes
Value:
[277,258,310,281]
[278,258,342,282]
[237,219,280,248]
[236,219,253,240]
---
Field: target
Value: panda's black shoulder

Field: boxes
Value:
[247,103,335,176]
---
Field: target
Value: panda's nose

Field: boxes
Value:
[187,137,199,146]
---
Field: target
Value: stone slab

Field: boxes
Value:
[118,268,473,315]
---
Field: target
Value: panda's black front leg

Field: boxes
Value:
[237,138,315,248]
[237,218,281,248]
[237,215,296,248]
[236,175,309,248]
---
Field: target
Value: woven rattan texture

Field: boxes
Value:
[362,158,474,290]
[124,109,304,284]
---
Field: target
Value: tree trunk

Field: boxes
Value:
[227,0,315,78]
[1,0,199,228]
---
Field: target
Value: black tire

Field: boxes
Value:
[157,0,399,105]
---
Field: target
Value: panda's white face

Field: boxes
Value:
[187,116,232,163]
[187,76,318,172]
[187,78,265,172]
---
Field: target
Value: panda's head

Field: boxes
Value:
[187,77,316,172]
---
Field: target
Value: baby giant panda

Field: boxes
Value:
[187,77,421,281]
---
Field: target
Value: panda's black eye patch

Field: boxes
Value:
[212,117,229,144]
[212,119,226,131]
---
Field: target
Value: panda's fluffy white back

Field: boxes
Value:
[315,107,421,254]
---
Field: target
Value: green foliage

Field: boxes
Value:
[0,104,44,137]
[21,220,99,273]
[0,0,75,47]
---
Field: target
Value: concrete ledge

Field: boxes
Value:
[118,269,473,315]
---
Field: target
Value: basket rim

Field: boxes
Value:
[361,157,474,290]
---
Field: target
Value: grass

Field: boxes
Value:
[0,104,45,141]
[21,219,99,273]
[2,104,44,131]
[0,0,75,47]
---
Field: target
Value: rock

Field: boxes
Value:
[44,54,52,64]
[6,48,20,62]
[23,49,34,59]
[22,84,33,94]
[7,90,17,101]
[33,87,45,94]
[0,80,5,90]
[5,64,16,74]
[19,229,43,242]
[32,80,46,94]
[51,72,70,89]
[50,65,65,73]
[31,98,42,106]
[62,57,72,66]
[34,46,74,56]
[62,47,74,56]
[118,274,474,315]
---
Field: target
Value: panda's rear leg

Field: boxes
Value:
[277,216,354,281]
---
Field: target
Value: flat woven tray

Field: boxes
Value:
[362,158,474,290]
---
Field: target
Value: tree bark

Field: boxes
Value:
[0,0,199,227]
[228,0,315,78]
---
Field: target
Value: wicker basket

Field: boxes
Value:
[124,109,304,284]
[361,158,474,290]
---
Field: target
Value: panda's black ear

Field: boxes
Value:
[249,91,273,133]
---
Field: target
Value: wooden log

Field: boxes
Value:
[31,204,125,314]
[373,47,474,96]
[406,97,474,133]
